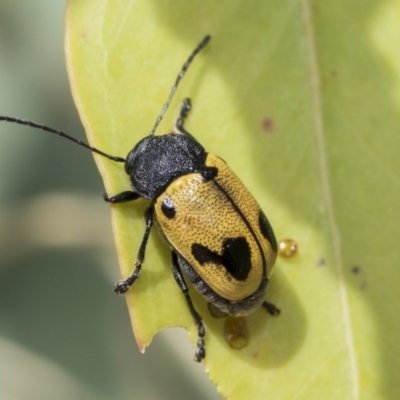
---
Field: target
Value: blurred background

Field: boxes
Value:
[0,2,222,399]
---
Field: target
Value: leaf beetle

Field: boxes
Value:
[0,35,279,362]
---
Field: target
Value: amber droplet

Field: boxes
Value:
[223,316,249,350]
[278,238,298,258]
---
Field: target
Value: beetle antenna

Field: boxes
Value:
[149,35,211,137]
[0,116,126,162]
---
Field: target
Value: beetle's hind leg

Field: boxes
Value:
[262,301,281,316]
[174,98,195,137]
[171,251,206,362]
[113,206,154,294]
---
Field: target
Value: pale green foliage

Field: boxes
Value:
[66,1,400,398]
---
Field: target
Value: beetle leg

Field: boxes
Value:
[174,98,195,138]
[171,252,206,362]
[262,301,281,316]
[180,97,192,121]
[103,191,140,203]
[114,207,154,294]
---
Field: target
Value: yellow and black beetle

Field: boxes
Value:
[0,35,279,362]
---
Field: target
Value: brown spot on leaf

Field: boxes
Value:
[261,117,274,132]
[351,265,361,274]
[317,258,326,267]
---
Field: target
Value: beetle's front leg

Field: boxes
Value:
[103,190,140,203]
[113,206,154,294]
[174,98,195,138]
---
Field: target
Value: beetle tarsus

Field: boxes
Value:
[103,191,140,203]
[262,301,281,315]
[180,98,192,120]
[174,98,194,137]
[194,323,206,362]
[114,280,131,294]
[194,339,206,362]
[114,264,142,294]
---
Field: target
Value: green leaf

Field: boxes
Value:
[65,0,400,398]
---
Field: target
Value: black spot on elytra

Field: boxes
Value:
[161,197,176,219]
[258,210,277,252]
[191,237,251,281]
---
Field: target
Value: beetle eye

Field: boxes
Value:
[161,197,176,219]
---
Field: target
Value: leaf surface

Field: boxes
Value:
[65,1,400,398]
